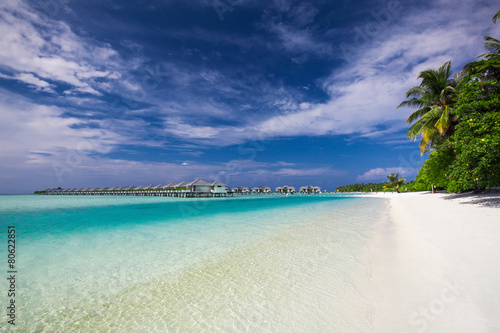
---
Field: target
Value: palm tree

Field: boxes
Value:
[461,37,500,81]
[482,36,500,57]
[462,11,500,79]
[493,10,500,23]
[398,61,458,154]
[384,173,406,193]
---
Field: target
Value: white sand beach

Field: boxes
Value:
[365,192,500,332]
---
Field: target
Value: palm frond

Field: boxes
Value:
[422,106,444,121]
[484,37,500,57]
[493,10,500,23]
[405,107,430,124]
[406,121,423,139]
[405,86,427,98]
[435,106,450,135]
[398,98,427,110]
[421,126,438,144]
[419,138,428,155]
[418,126,438,154]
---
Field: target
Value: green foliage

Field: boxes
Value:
[398,61,458,154]
[383,173,406,192]
[401,24,500,193]
[415,143,455,189]
[411,69,500,192]
[446,75,500,192]
[402,180,429,191]
[335,182,389,192]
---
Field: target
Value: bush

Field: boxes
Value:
[415,143,455,190]
[446,75,500,192]
[447,110,500,192]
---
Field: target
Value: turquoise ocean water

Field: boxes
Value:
[0,194,388,332]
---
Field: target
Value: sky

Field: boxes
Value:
[0,0,499,194]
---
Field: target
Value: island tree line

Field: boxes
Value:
[338,10,500,193]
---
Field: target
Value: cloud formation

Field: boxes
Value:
[0,0,498,193]
[356,167,417,182]
[0,0,143,97]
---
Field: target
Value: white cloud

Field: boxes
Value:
[356,167,416,182]
[0,0,142,96]
[165,118,221,139]
[15,73,51,87]
[272,167,339,177]
[165,0,499,146]
[257,7,494,140]
[0,91,122,163]
[265,22,333,59]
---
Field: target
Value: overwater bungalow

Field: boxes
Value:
[230,186,251,194]
[299,185,321,194]
[175,181,190,191]
[250,186,272,194]
[275,186,295,194]
[186,179,213,192]
[164,182,177,190]
[240,186,251,194]
[211,180,228,194]
[259,186,272,193]
[37,178,231,197]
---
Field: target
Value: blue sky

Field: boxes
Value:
[0,0,498,193]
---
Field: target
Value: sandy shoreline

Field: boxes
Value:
[364,192,500,332]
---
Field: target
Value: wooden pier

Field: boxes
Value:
[36,189,233,198]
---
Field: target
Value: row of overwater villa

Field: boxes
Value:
[233,185,321,194]
[35,179,322,197]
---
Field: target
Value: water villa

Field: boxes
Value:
[36,179,231,198]
[299,185,322,194]
[232,186,251,194]
[275,186,296,194]
[251,186,272,194]
[36,181,324,197]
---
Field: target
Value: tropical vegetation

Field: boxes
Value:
[336,179,411,192]
[383,173,406,193]
[398,61,459,154]
[398,10,500,192]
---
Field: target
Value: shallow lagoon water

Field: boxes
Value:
[0,194,388,332]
